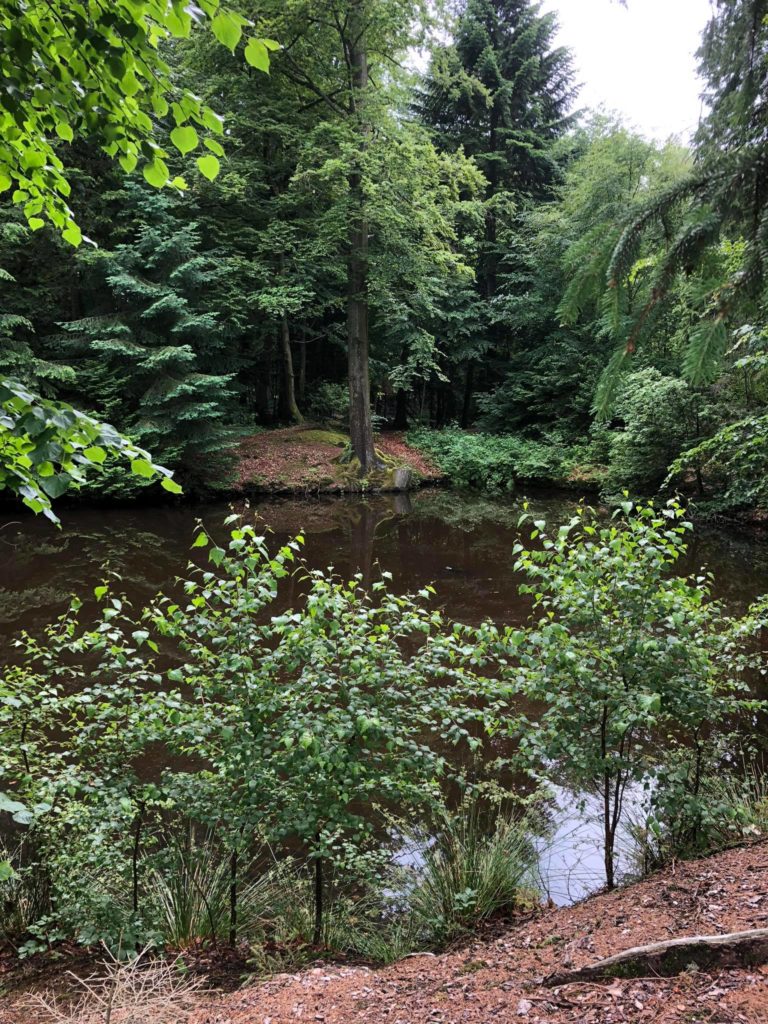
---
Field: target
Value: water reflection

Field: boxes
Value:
[4,491,767,643]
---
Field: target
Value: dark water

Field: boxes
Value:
[4,489,768,638]
[3,489,768,901]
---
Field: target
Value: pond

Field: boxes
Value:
[2,488,768,903]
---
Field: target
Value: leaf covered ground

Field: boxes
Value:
[235,427,442,493]
[189,840,768,1024]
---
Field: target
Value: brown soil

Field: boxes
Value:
[234,427,442,493]
[188,840,768,1024]
[6,842,768,1024]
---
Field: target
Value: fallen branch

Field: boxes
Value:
[544,927,768,986]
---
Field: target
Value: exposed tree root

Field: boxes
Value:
[544,927,768,986]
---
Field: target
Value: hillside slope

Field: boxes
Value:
[192,841,768,1024]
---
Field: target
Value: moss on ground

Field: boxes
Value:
[292,429,349,447]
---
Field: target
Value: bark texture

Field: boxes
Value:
[346,0,379,474]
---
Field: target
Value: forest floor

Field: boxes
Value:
[235,426,442,493]
[4,840,768,1023]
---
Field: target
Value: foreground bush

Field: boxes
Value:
[0,519,514,954]
[506,497,768,889]
[2,501,766,962]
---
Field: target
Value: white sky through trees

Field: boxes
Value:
[542,0,714,140]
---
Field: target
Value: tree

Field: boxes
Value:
[189,0,479,470]
[0,0,277,237]
[471,120,690,439]
[509,499,765,889]
[606,0,768,393]
[57,183,239,483]
[0,0,275,517]
[418,0,576,422]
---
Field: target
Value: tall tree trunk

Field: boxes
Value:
[460,361,475,428]
[347,0,379,474]
[280,314,303,424]
[393,387,409,430]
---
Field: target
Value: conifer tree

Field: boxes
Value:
[418,0,576,421]
[57,183,238,482]
[607,0,768,393]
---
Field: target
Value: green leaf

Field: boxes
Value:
[161,476,183,494]
[212,10,243,52]
[0,861,15,882]
[143,158,170,189]
[202,107,224,134]
[203,138,225,157]
[170,125,199,155]
[196,154,220,181]
[122,70,141,97]
[62,222,82,247]
[40,473,71,499]
[244,38,270,72]
[84,445,107,464]
[55,122,74,142]
[0,793,27,816]
[192,532,209,548]
[131,458,155,479]
[28,217,44,230]
[119,152,138,174]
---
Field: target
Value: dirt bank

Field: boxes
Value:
[6,841,768,1023]
[234,427,442,494]
[187,840,768,1024]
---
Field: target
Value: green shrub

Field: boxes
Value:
[0,519,512,955]
[666,413,768,517]
[604,368,702,494]
[508,497,768,889]
[632,756,768,872]
[407,427,569,491]
[305,380,349,427]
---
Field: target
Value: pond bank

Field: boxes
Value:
[3,839,767,1023]
[234,426,443,494]
[190,838,768,1023]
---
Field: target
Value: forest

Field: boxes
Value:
[2,2,768,1023]
[2,0,767,518]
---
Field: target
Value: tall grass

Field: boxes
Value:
[403,804,539,944]
[3,809,541,967]
[148,834,284,947]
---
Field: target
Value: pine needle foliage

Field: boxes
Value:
[57,184,239,482]
[606,0,768,391]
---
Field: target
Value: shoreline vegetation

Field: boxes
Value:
[3,830,768,1022]
[2,500,768,1023]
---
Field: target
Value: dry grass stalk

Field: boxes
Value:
[29,945,203,1024]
